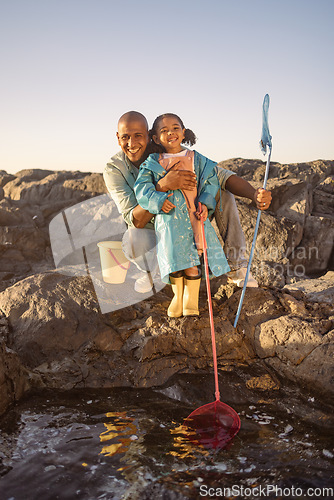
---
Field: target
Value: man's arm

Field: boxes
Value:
[103,162,154,228]
[132,204,155,228]
[225,175,272,210]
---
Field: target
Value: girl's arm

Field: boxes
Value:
[195,204,208,221]
[161,194,176,213]
[134,167,170,214]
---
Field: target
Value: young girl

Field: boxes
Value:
[134,113,230,317]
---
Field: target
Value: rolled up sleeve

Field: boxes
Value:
[215,166,236,190]
[198,167,219,215]
[103,165,138,227]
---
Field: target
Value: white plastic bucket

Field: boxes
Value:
[97,241,130,284]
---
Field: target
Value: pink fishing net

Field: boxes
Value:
[184,400,241,450]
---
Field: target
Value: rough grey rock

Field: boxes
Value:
[226,281,334,397]
[0,269,333,417]
[219,158,334,285]
[1,160,333,290]
[0,160,333,416]
[283,271,334,304]
[0,313,30,416]
[289,215,334,275]
[0,169,108,290]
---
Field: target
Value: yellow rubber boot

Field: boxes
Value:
[167,275,184,318]
[183,276,201,316]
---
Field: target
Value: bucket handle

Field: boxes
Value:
[107,248,130,271]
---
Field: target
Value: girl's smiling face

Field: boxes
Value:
[153,116,185,154]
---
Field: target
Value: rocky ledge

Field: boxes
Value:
[0,269,333,418]
[0,159,333,416]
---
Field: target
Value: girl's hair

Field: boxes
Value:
[149,113,197,153]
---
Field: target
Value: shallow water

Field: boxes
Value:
[0,366,333,499]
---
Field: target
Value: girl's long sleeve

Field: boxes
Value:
[134,167,169,214]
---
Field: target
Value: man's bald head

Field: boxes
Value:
[116,111,150,167]
[118,111,148,131]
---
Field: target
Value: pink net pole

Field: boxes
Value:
[199,203,220,402]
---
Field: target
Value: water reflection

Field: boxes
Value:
[99,411,138,458]
[0,372,333,500]
[169,422,209,459]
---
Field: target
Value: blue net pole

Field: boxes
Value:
[233,94,272,328]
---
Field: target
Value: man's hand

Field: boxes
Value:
[161,193,176,213]
[195,204,208,221]
[225,176,272,211]
[254,187,272,210]
[156,162,197,192]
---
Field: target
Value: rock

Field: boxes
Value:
[269,179,312,226]
[254,316,326,364]
[289,216,334,275]
[0,266,333,417]
[14,168,55,182]
[248,311,334,395]
[0,159,333,415]
[219,159,334,187]
[237,201,304,262]
[0,171,16,188]
[279,293,308,315]
[284,271,334,304]
[0,169,108,290]
[220,159,334,285]
[0,314,30,416]
[235,201,304,287]
[3,170,106,205]
[0,273,102,368]
[245,373,280,391]
[219,279,334,395]
[0,225,48,261]
[313,176,334,218]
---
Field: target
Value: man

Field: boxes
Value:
[103,111,272,292]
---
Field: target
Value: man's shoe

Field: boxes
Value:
[134,273,153,293]
[227,268,258,288]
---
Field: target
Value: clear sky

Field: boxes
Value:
[1,0,333,175]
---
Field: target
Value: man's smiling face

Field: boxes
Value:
[117,115,149,168]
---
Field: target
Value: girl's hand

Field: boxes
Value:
[161,193,176,213]
[195,204,208,221]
